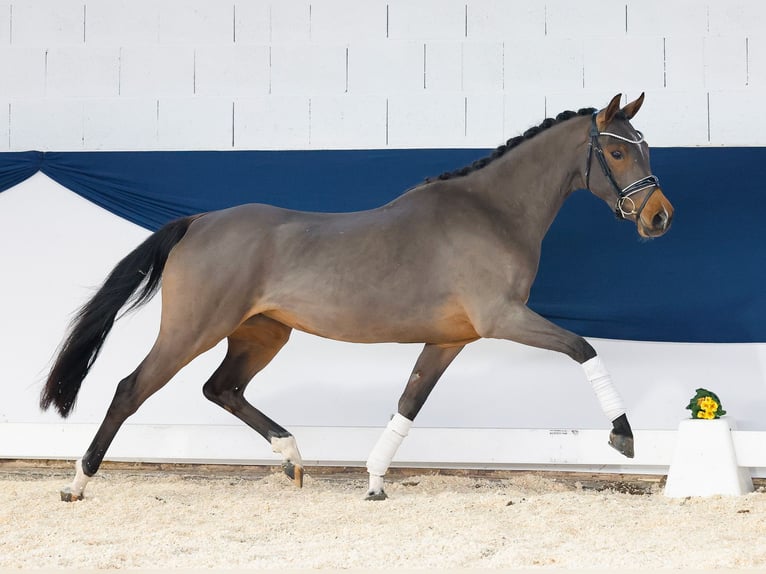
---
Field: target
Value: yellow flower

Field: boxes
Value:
[698,397,719,414]
[696,410,716,420]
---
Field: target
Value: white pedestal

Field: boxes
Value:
[664,418,753,498]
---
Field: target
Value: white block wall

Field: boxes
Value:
[1,0,765,151]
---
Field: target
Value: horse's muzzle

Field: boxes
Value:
[637,188,673,238]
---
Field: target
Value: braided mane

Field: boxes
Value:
[427,107,597,183]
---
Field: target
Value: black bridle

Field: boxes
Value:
[584,113,660,220]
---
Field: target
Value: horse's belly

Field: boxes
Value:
[261,304,479,346]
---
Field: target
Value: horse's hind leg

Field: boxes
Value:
[61,334,218,501]
[201,315,304,486]
[365,343,464,500]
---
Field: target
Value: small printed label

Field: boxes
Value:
[549,429,579,436]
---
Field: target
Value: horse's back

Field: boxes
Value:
[160,199,485,345]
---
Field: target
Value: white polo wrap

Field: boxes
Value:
[366,413,412,477]
[582,356,626,422]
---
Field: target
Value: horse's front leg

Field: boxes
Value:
[475,303,634,458]
[365,343,464,500]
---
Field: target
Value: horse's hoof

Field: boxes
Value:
[282,461,304,488]
[60,487,83,502]
[609,431,635,458]
[365,490,388,501]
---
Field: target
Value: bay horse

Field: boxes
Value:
[41,93,673,501]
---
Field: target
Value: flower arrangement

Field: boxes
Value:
[686,388,726,420]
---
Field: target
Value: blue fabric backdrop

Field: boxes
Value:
[1,148,763,343]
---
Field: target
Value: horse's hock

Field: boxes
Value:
[664,418,753,497]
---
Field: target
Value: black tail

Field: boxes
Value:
[40,216,197,417]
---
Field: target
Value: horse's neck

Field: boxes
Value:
[474,120,587,242]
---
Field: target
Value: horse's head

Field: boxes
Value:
[585,93,673,238]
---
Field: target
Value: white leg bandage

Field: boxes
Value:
[366,413,412,478]
[582,356,626,422]
[368,474,385,494]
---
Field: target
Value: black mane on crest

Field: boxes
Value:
[427,107,597,183]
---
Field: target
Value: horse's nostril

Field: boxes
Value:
[652,210,668,229]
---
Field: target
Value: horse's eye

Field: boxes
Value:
[611,150,624,160]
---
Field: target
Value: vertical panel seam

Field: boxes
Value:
[80,100,84,148]
[463,96,467,137]
[464,4,468,37]
[385,97,389,145]
[501,41,505,91]
[44,49,48,96]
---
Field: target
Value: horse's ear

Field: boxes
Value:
[621,92,645,120]
[596,93,623,131]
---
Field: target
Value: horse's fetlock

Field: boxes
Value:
[81,459,98,477]
[572,338,597,364]
[366,474,387,500]
[267,429,292,441]
[611,413,633,437]
[271,434,303,466]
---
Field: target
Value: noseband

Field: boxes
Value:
[584,113,660,220]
